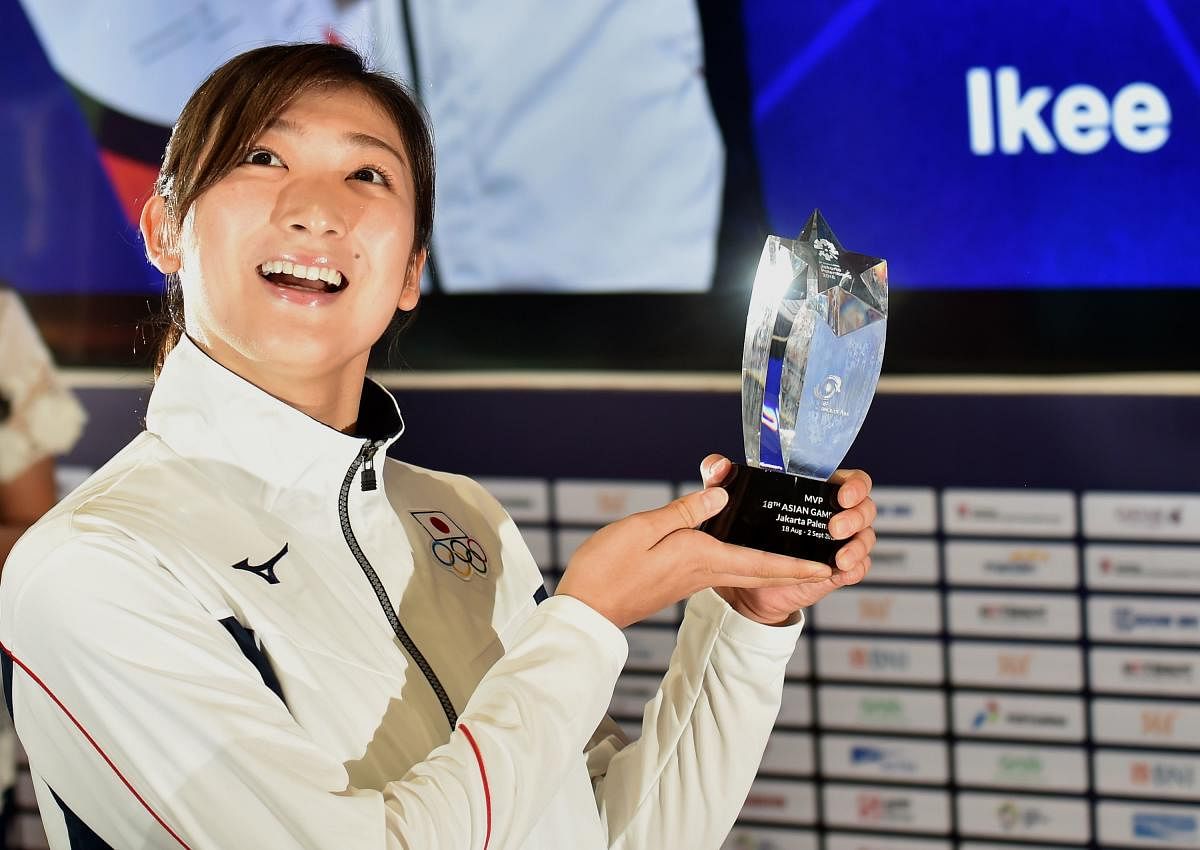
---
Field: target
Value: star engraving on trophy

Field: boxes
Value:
[796,209,887,335]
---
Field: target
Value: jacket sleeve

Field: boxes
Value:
[1,530,627,850]
[587,588,804,850]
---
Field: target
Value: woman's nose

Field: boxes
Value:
[275,180,348,238]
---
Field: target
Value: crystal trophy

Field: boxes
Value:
[700,210,887,566]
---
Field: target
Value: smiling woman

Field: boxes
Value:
[0,42,877,850]
[138,44,433,430]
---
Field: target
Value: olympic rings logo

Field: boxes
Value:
[411,510,490,581]
[431,535,489,579]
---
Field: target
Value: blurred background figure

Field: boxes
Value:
[338,0,725,292]
[15,0,730,294]
[0,285,85,565]
[0,284,86,848]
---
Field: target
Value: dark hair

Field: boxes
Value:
[149,42,434,376]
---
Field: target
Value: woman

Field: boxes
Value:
[0,44,876,850]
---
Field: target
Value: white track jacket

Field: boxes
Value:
[0,336,804,850]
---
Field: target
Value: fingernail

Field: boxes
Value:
[704,457,729,479]
[703,487,728,511]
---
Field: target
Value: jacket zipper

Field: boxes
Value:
[339,440,458,730]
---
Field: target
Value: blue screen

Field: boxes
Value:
[744,0,1199,288]
[2,1,1196,296]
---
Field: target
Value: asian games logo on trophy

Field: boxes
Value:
[815,374,849,417]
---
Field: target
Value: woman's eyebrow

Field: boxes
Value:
[265,118,407,169]
[344,132,409,169]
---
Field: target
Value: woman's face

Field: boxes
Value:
[166,85,421,377]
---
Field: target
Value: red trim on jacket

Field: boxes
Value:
[1,644,193,850]
[459,723,492,850]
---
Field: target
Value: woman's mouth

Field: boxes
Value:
[257,261,348,294]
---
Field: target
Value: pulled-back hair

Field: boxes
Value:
[150,43,434,375]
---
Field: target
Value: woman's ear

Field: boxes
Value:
[140,196,181,274]
[398,249,426,311]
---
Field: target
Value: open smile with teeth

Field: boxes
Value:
[258,261,348,293]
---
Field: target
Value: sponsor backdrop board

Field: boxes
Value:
[53,387,1200,850]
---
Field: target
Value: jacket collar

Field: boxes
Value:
[146,335,404,505]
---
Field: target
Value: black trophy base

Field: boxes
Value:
[699,463,844,566]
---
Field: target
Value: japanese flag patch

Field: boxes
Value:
[410,510,489,581]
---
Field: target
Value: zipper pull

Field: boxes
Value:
[360,442,380,492]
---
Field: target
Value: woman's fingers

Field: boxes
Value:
[835,526,877,570]
[831,556,871,587]
[659,529,833,586]
[829,496,877,539]
[831,468,873,507]
[639,486,729,541]
[700,454,733,488]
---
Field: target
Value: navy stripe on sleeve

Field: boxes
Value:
[49,786,115,850]
[219,617,287,707]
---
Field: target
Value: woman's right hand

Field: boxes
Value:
[554,486,834,629]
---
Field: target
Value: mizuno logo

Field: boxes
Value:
[232,543,289,585]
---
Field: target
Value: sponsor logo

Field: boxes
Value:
[857,793,913,824]
[972,702,1001,729]
[1131,761,1197,791]
[1114,506,1185,530]
[596,492,630,515]
[743,792,788,811]
[1098,556,1200,583]
[410,511,490,581]
[982,548,1051,576]
[1133,812,1198,841]
[996,754,1045,782]
[231,542,289,585]
[1113,607,1200,634]
[980,604,1048,623]
[850,745,917,774]
[997,801,1049,831]
[859,597,894,622]
[850,646,909,672]
[858,697,905,723]
[955,503,1061,526]
[966,67,1172,156]
[876,503,914,519]
[1142,710,1179,737]
[972,700,1068,731]
[1122,660,1195,683]
[997,653,1033,677]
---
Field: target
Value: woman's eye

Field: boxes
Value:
[243,149,283,167]
[350,167,390,186]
